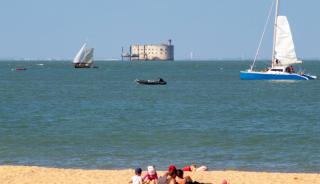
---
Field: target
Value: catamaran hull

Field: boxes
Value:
[74,63,92,68]
[74,65,91,68]
[135,79,167,85]
[240,71,316,80]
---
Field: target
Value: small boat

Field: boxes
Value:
[240,0,317,80]
[73,43,94,68]
[135,78,167,85]
[15,68,27,71]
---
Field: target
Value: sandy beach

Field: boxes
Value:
[0,166,319,184]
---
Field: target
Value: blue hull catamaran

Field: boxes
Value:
[240,0,317,80]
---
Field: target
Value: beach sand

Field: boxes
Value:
[0,166,319,184]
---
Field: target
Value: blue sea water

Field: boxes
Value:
[0,60,319,172]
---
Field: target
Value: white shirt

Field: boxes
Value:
[131,175,143,184]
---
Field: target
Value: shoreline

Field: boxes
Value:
[1,165,319,184]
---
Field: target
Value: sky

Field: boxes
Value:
[0,0,319,60]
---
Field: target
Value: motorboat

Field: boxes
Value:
[135,78,167,85]
[15,68,27,71]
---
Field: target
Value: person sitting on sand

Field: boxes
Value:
[129,168,143,184]
[176,169,194,184]
[182,164,208,172]
[181,164,196,172]
[195,165,207,172]
[143,165,158,184]
[167,166,178,184]
[158,165,177,184]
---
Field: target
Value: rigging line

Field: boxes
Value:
[250,0,276,71]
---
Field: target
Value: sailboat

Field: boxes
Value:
[240,0,317,80]
[73,43,94,68]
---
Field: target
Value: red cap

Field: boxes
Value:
[168,165,176,172]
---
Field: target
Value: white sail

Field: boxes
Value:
[83,48,94,64]
[274,16,302,66]
[73,43,87,64]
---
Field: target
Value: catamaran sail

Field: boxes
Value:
[83,48,94,64]
[73,43,94,68]
[274,16,302,67]
[73,43,86,64]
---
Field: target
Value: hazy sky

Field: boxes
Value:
[0,0,319,60]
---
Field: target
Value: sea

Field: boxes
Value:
[0,60,319,172]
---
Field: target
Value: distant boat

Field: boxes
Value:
[15,68,27,71]
[135,78,167,85]
[73,43,94,68]
[240,0,316,80]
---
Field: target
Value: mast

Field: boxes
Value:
[250,0,276,71]
[271,0,279,67]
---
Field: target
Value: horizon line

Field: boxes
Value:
[1,58,320,62]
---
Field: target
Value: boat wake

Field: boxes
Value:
[269,80,299,83]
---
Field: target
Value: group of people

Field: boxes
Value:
[129,165,209,184]
[285,65,295,73]
[275,59,297,74]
